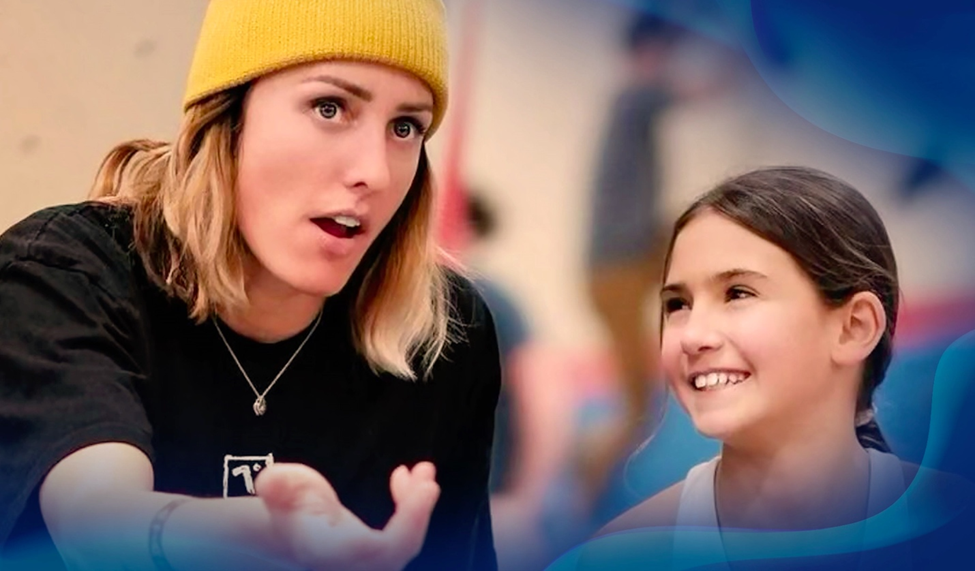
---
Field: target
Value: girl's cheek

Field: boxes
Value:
[731,307,784,357]
[660,330,684,385]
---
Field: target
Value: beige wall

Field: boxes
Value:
[1,0,205,229]
[3,0,973,348]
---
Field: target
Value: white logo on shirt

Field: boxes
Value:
[223,453,275,498]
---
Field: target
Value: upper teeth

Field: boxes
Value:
[692,372,747,389]
[332,215,360,228]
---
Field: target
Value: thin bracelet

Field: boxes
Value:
[148,497,193,571]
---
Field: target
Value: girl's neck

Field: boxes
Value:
[716,425,870,531]
[219,261,326,343]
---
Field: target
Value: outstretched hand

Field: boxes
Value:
[255,462,440,571]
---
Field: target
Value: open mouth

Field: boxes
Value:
[313,215,363,239]
[689,371,751,392]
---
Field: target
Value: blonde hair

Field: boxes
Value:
[90,88,455,379]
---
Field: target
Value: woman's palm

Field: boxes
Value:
[256,462,440,571]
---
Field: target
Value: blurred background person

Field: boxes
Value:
[579,10,720,512]
[465,191,576,571]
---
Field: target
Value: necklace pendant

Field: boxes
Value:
[253,397,267,416]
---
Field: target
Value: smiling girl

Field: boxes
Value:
[598,166,918,566]
[0,2,500,570]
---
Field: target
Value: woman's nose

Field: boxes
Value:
[343,125,391,192]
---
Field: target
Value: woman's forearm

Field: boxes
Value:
[51,490,298,571]
[40,443,297,570]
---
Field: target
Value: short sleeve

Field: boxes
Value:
[0,206,154,549]
[456,290,502,571]
[408,274,502,571]
[473,279,529,361]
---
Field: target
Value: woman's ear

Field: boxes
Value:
[832,291,886,366]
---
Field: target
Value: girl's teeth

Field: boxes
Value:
[692,372,748,391]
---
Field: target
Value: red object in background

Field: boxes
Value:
[896,293,975,348]
[435,0,483,257]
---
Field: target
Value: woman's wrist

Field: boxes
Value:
[149,497,194,570]
[157,494,298,571]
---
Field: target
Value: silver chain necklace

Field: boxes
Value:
[212,310,323,416]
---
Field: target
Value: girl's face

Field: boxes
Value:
[660,212,849,444]
[235,60,433,299]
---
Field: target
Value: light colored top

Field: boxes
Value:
[671,448,912,570]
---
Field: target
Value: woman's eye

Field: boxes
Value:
[393,119,425,139]
[315,99,342,120]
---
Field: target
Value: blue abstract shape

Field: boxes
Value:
[750,0,793,68]
[899,158,949,201]
[544,331,975,569]
[610,1,975,190]
[710,0,975,189]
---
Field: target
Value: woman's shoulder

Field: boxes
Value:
[597,480,686,537]
[443,268,488,317]
[442,267,498,342]
[432,268,501,384]
[0,201,135,281]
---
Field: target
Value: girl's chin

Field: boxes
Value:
[687,412,749,442]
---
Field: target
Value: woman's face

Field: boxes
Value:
[659,211,850,444]
[235,60,433,298]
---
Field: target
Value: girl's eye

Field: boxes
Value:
[663,296,689,315]
[393,118,426,140]
[726,286,753,301]
[314,99,342,120]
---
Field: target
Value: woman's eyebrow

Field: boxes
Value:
[397,102,433,114]
[302,75,373,101]
[301,75,433,115]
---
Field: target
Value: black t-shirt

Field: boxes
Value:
[0,202,501,571]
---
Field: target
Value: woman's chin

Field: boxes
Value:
[270,267,354,299]
[296,276,351,298]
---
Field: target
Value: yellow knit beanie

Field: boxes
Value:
[183,0,449,134]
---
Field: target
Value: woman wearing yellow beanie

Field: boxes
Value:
[0,2,499,570]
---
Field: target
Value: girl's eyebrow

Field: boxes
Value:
[662,268,768,296]
[660,282,687,297]
[712,268,768,283]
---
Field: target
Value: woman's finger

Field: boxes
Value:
[410,461,436,482]
[388,465,411,506]
[381,473,440,563]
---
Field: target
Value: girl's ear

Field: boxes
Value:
[832,291,886,367]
